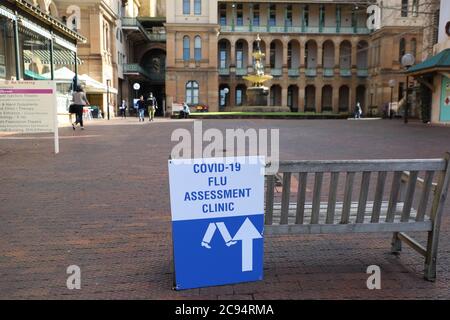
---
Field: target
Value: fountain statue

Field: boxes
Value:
[243,34,273,106]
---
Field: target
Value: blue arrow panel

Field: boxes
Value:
[172,214,264,290]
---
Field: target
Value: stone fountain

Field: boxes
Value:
[241,35,290,112]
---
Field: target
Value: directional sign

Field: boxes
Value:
[168,156,265,290]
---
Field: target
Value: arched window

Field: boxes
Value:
[183,36,190,61]
[399,38,406,62]
[186,81,199,105]
[194,36,202,61]
[194,0,202,15]
[183,0,190,15]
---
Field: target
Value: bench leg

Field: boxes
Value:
[424,230,439,282]
[391,232,402,254]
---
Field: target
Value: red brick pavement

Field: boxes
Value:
[1,118,450,299]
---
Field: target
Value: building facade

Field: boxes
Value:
[162,0,439,116]
[0,0,85,123]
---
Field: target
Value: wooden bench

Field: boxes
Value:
[264,154,450,281]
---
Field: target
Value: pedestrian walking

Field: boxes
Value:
[147,93,157,122]
[119,100,127,119]
[354,102,362,119]
[71,85,90,130]
[136,95,146,122]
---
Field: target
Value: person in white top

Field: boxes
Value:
[71,85,90,130]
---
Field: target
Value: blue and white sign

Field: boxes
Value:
[168,156,265,290]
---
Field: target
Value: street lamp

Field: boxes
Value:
[106,79,111,120]
[401,53,415,124]
[388,79,396,119]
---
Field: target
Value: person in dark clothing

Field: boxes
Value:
[136,95,146,122]
[71,85,90,130]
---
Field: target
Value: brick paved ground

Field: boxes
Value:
[1,118,450,300]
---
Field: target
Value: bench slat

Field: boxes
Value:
[357,172,371,223]
[326,172,339,224]
[280,173,291,225]
[265,175,275,225]
[341,172,355,224]
[295,172,307,224]
[402,171,419,222]
[277,159,446,173]
[387,172,402,223]
[270,201,419,225]
[265,221,433,235]
[416,171,435,222]
[371,171,387,223]
[311,173,323,224]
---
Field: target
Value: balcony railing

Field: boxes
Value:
[219,68,230,76]
[122,17,166,42]
[123,63,151,79]
[288,69,300,77]
[271,68,282,77]
[236,68,248,76]
[221,25,370,35]
[340,69,352,77]
[305,68,317,77]
[357,69,369,77]
[145,32,166,42]
[323,68,334,77]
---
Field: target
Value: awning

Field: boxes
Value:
[24,69,48,80]
[42,66,75,81]
[79,74,118,95]
[23,49,82,65]
[408,48,450,76]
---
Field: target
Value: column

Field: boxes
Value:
[282,86,288,107]
[332,85,339,113]
[316,84,322,113]
[317,41,323,68]
[50,33,55,80]
[248,39,254,68]
[282,41,288,68]
[334,42,340,68]
[299,39,305,69]
[351,41,357,69]
[13,12,21,79]
[298,86,305,112]
[230,42,236,67]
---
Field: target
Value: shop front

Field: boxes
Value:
[0,0,85,125]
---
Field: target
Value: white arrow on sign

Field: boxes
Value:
[233,218,263,272]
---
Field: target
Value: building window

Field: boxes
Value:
[219,42,227,68]
[286,5,292,27]
[270,42,276,68]
[183,36,190,61]
[236,4,243,26]
[319,5,325,28]
[412,0,419,17]
[183,0,190,15]
[236,87,243,106]
[401,0,408,17]
[186,81,199,104]
[269,5,276,27]
[399,38,406,61]
[194,36,202,61]
[253,4,260,26]
[194,0,201,15]
[303,5,309,27]
[219,4,227,26]
[236,42,243,68]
